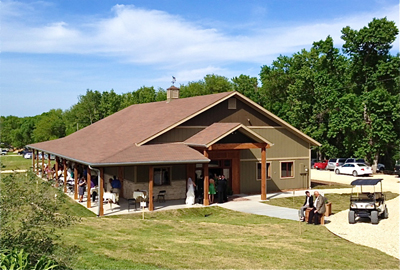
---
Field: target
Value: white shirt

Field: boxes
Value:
[314,196,319,207]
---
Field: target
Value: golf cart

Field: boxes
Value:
[349,179,388,225]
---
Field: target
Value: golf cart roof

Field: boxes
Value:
[350,179,383,186]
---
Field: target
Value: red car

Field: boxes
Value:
[313,160,328,170]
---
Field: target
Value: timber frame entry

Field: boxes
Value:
[197,142,270,205]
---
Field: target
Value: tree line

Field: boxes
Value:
[1,18,399,168]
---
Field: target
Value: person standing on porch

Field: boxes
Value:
[217,175,226,203]
[185,177,196,205]
[208,178,216,204]
[78,176,87,203]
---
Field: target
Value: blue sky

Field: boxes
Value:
[1,0,399,117]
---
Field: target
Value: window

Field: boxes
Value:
[257,162,271,180]
[228,98,237,109]
[154,167,170,186]
[281,162,294,178]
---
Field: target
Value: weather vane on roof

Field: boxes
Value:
[171,76,176,85]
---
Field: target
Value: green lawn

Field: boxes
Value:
[59,206,400,269]
[58,191,97,218]
[0,155,33,170]
[264,192,399,214]
[312,183,353,189]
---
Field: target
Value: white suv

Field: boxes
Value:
[326,158,346,171]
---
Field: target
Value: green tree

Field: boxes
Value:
[33,109,66,142]
[232,74,260,103]
[341,17,400,168]
[98,89,122,119]
[180,74,233,98]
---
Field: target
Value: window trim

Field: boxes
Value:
[256,162,271,181]
[153,166,172,186]
[280,161,294,179]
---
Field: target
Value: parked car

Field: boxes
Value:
[24,152,33,159]
[1,149,8,155]
[394,164,400,177]
[335,163,372,177]
[345,158,367,164]
[313,160,328,170]
[326,158,346,171]
[311,159,316,168]
[348,178,387,224]
[376,163,385,172]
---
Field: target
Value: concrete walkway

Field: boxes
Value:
[218,195,299,221]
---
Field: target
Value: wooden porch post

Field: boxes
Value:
[87,167,91,208]
[47,155,51,179]
[203,150,209,206]
[99,167,104,216]
[36,150,39,176]
[149,166,154,211]
[63,159,67,193]
[41,151,45,178]
[55,157,59,186]
[118,166,124,198]
[32,150,36,173]
[261,147,267,200]
[74,166,78,200]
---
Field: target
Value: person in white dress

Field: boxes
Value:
[185,177,196,205]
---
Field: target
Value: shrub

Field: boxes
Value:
[0,171,78,266]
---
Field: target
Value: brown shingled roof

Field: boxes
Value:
[184,123,272,148]
[28,92,235,165]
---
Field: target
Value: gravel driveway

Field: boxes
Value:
[311,170,400,259]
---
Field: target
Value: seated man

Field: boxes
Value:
[110,176,121,203]
[298,191,313,221]
[308,191,326,225]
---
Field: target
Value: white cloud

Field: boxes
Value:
[1,2,399,67]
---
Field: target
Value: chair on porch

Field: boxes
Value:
[157,190,166,203]
[127,198,136,212]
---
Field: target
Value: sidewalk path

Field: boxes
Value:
[219,194,299,221]
[1,169,28,174]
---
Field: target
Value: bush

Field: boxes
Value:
[0,171,78,267]
[0,249,58,270]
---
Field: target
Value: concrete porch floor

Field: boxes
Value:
[67,192,205,216]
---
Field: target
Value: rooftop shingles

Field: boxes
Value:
[184,122,272,147]
[184,123,241,146]
[28,92,234,164]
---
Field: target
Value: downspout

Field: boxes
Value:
[89,165,101,217]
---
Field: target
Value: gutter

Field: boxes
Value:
[27,146,210,167]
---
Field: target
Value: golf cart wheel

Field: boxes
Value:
[348,210,355,224]
[383,207,389,219]
[371,210,379,224]
[335,169,340,174]
[352,170,358,177]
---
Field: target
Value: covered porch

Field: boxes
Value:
[28,123,272,216]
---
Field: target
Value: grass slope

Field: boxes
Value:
[0,155,32,170]
[60,207,399,269]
